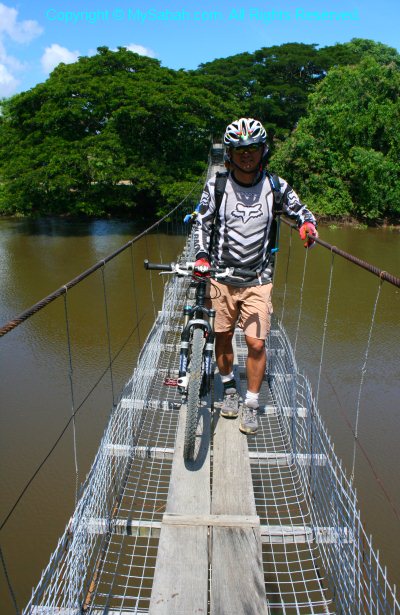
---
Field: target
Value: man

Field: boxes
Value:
[194,117,317,435]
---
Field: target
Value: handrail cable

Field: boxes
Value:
[281,218,400,288]
[0,179,202,339]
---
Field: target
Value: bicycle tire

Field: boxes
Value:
[183,327,204,461]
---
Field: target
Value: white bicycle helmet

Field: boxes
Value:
[224,117,267,148]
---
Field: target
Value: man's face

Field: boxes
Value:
[230,143,264,173]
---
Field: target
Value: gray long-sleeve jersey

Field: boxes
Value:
[194,171,316,287]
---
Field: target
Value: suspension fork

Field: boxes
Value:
[178,278,216,393]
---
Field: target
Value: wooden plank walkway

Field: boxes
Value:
[211,410,269,614]
[149,334,269,614]
[149,404,211,615]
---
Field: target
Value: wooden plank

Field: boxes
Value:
[211,345,269,614]
[211,526,268,614]
[149,402,211,615]
[162,513,259,527]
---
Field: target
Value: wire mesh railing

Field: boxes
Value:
[266,320,399,614]
[21,228,400,614]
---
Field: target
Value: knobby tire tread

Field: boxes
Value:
[183,327,204,460]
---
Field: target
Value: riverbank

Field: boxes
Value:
[1,212,399,230]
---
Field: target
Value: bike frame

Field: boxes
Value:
[177,278,216,397]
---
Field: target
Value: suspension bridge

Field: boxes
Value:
[1,151,399,614]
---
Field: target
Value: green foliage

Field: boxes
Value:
[0,40,399,220]
[0,47,236,216]
[270,56,400,221]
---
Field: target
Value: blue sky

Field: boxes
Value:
[0,0,399,97]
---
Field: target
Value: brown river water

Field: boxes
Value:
[0,217,399,613]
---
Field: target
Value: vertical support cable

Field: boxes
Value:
[350,278,383,483]
[63,290,79,505]
[129,243,142,349]
[280,225,293,325]
[101,264,115,407]
[145,234,157,320]
[156,223,166,290]
[0,546,20,615]
[294,248,309,356]
[316,251,335,406]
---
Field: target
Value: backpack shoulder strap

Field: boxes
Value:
[214,171,229,214]
[268,173,284,217]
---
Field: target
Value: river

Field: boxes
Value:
[0,217,399,613]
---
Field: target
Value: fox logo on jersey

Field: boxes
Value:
[232,202,263,223]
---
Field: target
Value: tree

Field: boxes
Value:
[1,40,399,219]
[270,57,400,221]
[0,47,237,216]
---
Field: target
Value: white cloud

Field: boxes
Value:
[124,44,156,58]
[41,44,80,73]
[0,62,19,97]
[0,3,43,43]
[0,3,42,96]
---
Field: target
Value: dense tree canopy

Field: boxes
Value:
[270,56,400,221]
[0,39,399,220]
[0,47,238,216]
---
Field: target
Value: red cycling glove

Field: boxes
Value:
[194,257,211,277]
[299,222,318,248]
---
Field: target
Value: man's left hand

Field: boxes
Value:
[193,257,211,277]
[299,222,318,248]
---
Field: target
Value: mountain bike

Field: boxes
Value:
[144,260,257,461]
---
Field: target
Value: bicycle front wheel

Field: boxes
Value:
[184,327,204,461]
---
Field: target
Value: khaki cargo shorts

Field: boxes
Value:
[210,279,273,340]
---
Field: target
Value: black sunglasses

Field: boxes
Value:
[233,143,262,154]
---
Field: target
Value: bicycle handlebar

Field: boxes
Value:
[144,259,259,280]
[144,261,174,271]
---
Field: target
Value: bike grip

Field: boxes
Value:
[232,267,257,278]
[143,260,173,271]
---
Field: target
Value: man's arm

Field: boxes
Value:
[279,177,318,248]
[279,178,317,227]
[194,180,217,260]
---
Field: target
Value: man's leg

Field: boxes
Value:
[215,330,234,376]
[215,330,240,417]
[245,336,266,393]
[238,335,266,434]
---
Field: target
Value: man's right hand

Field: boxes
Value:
[194,257,211,277]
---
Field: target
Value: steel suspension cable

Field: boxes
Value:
[281,218,400,288]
